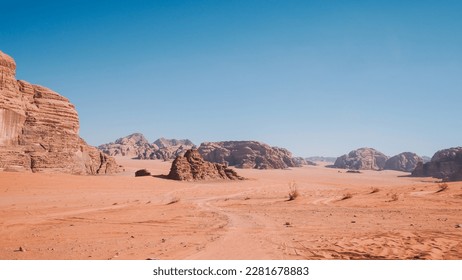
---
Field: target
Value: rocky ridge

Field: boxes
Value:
[412,147,462,181]
[384,152,422,172]
[332,148,389,170]
[0,51,119,174]
[197,141,299,169]
[98,134,195,160]
[167,149,244,181]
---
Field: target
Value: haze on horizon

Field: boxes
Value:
[1,0,461,158]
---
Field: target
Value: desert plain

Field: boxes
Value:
[1,157,461,260]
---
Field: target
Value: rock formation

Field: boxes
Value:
[144,138,195,160]
[135,169,151,177]
[292,157,316,166]
[197,141,299,169]
[332,147,388,170]
[98,134,195,160]
[384,152,422,172]
[412,147,462,181]
[0,50,119,174]
[306,156,337,163]
[98,133,156,158]
[167,149,244,181]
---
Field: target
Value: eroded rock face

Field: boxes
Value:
[142,138,195,160]
[167,149,244,181]
[412,147,462,181]
[0,50,119,174]
[98,134,195,160]
[197,141,298,169]
[332,147,388,170]
[384,152,422,172]
[98,133,156,158]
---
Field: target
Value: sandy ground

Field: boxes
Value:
[1,157,461,260]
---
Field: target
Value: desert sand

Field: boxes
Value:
[1,157,461,260]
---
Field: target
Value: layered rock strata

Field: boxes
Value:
[332,147,388,170]
[198,141,298,169]
[384,152,422,172]
[412,147,462,181]
[0,50,119,174]
[167,149,244,181]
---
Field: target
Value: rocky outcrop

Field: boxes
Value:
[306,156,337,163]
[412,147,462,181]
[197,141,298,169]
[98,135,195,160]
[143,138,195,160]
[332,148,388,170]
[98,133,156,158]
[292,157,316,166]
[135,169,151,177]
[0,50,119,174]
[167,149,244,181]
[384,152,422,172]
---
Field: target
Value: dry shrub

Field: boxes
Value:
[166,197,180,205]
[390,193,399,201]
[288,181,299,201]
[341,193,353,200]
[436,183,448,193]
[370,187,380,194]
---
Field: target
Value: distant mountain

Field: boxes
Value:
[331,148,388,170]
[98,134,195,160]
[306,156,337,163]
[421,156,431,163]
[98,133,156,158]
[384,152,422,172]
[412,147,462,181]
[198,141,300,169]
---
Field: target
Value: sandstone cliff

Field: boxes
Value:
[384,152,422,172]
[412,147,462,181]
[0,50,119,174]
[197,141,298,169]
[167,149,244,181]
[332,147,388,170]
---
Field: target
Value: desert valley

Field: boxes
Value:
[1,50,462,260]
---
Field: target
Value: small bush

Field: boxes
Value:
[436,183,448,193]
[288,181,299,201]
[341,193,353,200]
[370,187,380,194]
[390,193,399,201]
[166,197,180,205]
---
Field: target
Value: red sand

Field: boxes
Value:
[1,157,461,260]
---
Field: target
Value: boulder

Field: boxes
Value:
[0,50,119,174]
[167,149,244,181]
[135,169,151,177]
[384,152,422,172]
[412,147,462,181]
[332,147,388,170]
[198,141,298,169]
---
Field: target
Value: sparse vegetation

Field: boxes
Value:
[436,183,449,193]
[341,193,353,200]
[390,193,399,201]
[370,187,380,194]
[288,181,299,201]
[166,197,180,205]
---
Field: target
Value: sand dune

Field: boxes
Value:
[1,157,461,260]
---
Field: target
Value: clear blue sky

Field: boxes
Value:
[1,0,461,157]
